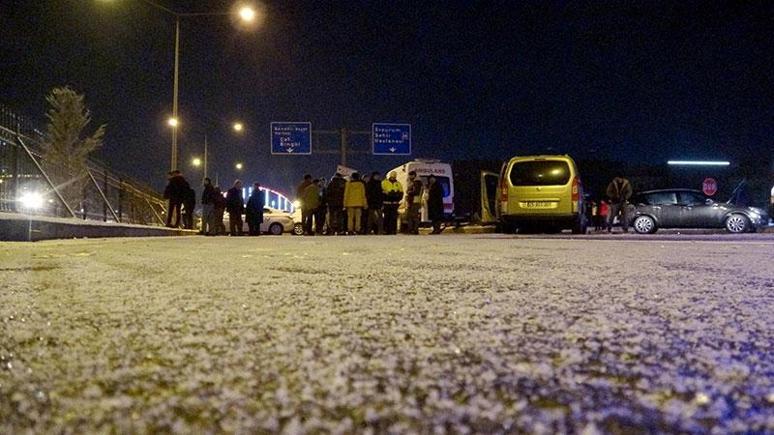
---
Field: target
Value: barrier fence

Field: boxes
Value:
[0,104,167,225]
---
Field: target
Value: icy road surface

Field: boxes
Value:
[1,235,773,433]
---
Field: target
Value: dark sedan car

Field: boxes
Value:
[629,189,770,234]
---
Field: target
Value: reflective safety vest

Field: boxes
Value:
[381,179,403,203]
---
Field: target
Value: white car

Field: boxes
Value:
[223,207,299,235]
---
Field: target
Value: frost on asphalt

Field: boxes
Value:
[0,235,772,433]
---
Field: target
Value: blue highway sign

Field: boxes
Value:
[271,122,312,155]
[372,123,411,155]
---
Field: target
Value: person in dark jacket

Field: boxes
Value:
[296,174,313,200]
[405,171,423,235]
[606,176,632,233]
[315,177,327,235]
[163,170,190,228]
[365,171,384,234]
[201,178,217,235]
[226,180,244,236]
[213,186,226,235]
[427,174,444,234]
[182,186,196,230]
[245,182,265,236]
[325,173,346,235]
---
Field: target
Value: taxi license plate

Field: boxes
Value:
[523,201,552,208]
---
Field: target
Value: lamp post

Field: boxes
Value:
[104,1,261,171]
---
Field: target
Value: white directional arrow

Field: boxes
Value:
[286,147,295,153]
[389,147,396,153]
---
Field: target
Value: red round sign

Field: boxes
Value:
[702,177,718,196]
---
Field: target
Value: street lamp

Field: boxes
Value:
[233,122,244,133]
[101,1,262,171]
[235,162,244,171]
[191,157,202,167]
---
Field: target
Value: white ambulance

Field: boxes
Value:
[387,159,455,222]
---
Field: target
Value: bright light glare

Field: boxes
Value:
[292,200,301,208]
[233,122,244,132]
[238,6,257,22]
[192,157,202,167]
[167,117,179,128]
[235,163,244,170]
[19,192,44,209]
[667,160,730,166]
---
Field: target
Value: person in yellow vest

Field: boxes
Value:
[343,172,367,235]
[381,171,403,235]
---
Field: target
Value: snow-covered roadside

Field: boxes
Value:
[1,235,772,432]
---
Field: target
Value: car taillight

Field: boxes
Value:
[571,176,580,202]
[499,177,508,202]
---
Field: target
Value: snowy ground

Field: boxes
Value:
[1,234,773,433]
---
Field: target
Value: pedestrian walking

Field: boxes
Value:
[326,173,346,235]
[405,171,423,234]
[427,174,444,234]
[606,176,632,232]
[246,182,265,236]
[163,170,190,228]
[200,178,218,235]
[226,180,244,236]
[344,172,367,234]
[182,185,196,230]
[366,171,384,234]
[381,171,403,235]
[302,179,321,235]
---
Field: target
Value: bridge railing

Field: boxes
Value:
[0,104,167,225]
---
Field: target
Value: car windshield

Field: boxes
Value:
[509,160,571,186]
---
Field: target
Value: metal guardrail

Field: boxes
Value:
[0,104,167,225]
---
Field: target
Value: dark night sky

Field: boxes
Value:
[1,0,772,193]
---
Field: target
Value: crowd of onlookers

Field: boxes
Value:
[295,170,445,235]
[163,168,446,236]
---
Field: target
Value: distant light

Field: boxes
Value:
[238,6,257,22]
[192,157,202,167]
[167,117,179,128]
[667,160,730,166]
[235,162,244,170]
[233,122,244,132]
[292,200,301,208]
[19,192,44,209]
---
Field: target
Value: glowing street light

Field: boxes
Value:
[192,157,202,167]
[238,6,257,23]
[99,1,264,172]
[233,122,244,132]
[235,162,244,170]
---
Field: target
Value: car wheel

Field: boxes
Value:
[292,223,305,236]
[725,214,749,233]
[571,215,587,234]
[269,223,284,235]
[633,215,656,234]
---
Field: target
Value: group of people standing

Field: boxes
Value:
[296,170,445,236]
[164,171,266,236]
[589,175,633,232]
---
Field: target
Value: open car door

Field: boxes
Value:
[480,171,499,224]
